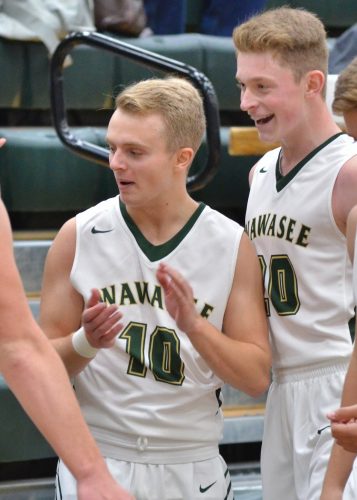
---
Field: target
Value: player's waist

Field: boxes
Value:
[90,427,220,464]
[272,357,350,383]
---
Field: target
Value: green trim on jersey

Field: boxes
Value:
[275,132,345,192]
[119,199,206,261]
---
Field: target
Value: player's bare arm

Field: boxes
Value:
[321,344,357,499]
[332,154,357,234]
[321,203,357,499]
[324,330,357,495]
[330,206,357,450]
[40,220,124,376]
[39,219,121,375]
[40,218,88,374]
[346,204,357,261]
[248,162,258,186]
[157,232,271,396]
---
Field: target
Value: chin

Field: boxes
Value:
[258,131,277,144]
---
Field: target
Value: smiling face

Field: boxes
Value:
[106,109,184,209]
[236,51,308,144]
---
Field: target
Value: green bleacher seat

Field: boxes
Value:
[0,376,55,463]
[0,38,23,108]
[0,127,117,215]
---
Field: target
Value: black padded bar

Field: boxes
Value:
[50,31,221,191]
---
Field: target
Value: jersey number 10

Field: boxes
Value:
[119,321,185,385]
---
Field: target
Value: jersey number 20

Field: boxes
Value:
[259,254,300,316]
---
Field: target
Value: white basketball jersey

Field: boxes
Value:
[71,196,243,463]
[246,133,357,371]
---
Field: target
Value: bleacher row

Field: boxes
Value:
[0,0,355,488]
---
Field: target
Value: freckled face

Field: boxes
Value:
[236,51,307,144]
[106,109,177,208]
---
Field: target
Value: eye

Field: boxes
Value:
[129,149,143,157]
[257,83,268,91]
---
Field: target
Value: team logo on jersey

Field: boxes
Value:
[259,167,268,173]
[91,226,114,234]
[199,481,216,493]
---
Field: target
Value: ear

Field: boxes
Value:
[175,147,194,173]
[305,70,325,97]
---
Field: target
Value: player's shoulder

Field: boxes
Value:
[201,206,245,252]
[78,195,118,218]
[337,142,357,182]
[250,147,281,182]
[337,134,357,161]
[345,140,357,163]
[204,204,243,232]
[75,195,119,230]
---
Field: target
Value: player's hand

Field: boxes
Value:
[82,288,123,349]
[328,405,357,423]
[328,406,357,453]
[0,138,6,148]
[156,262,200,334]
[328,406,357,452]
[77,469,135,500]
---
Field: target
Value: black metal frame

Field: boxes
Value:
[50,31,221,191]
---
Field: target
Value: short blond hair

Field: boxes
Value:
[115,76,206,153]
[233,7,328,85]
[332,57,357,114]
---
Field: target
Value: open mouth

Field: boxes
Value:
[256,114,274,125]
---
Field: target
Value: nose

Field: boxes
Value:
[109,150,127,171]
[240,87,257,113]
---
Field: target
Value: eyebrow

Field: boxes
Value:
[237,76,268,82]
[105,138,147,149]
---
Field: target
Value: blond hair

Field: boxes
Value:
[233,7,328,86]
[115,76,206,153]
[332,57,357,114]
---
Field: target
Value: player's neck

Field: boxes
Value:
[279,119,341,175]
[126,196,199,245]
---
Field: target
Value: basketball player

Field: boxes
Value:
[332,56,357,140]
[38,76,271,499]
[233,7,357,500]
[0,136,133,499]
